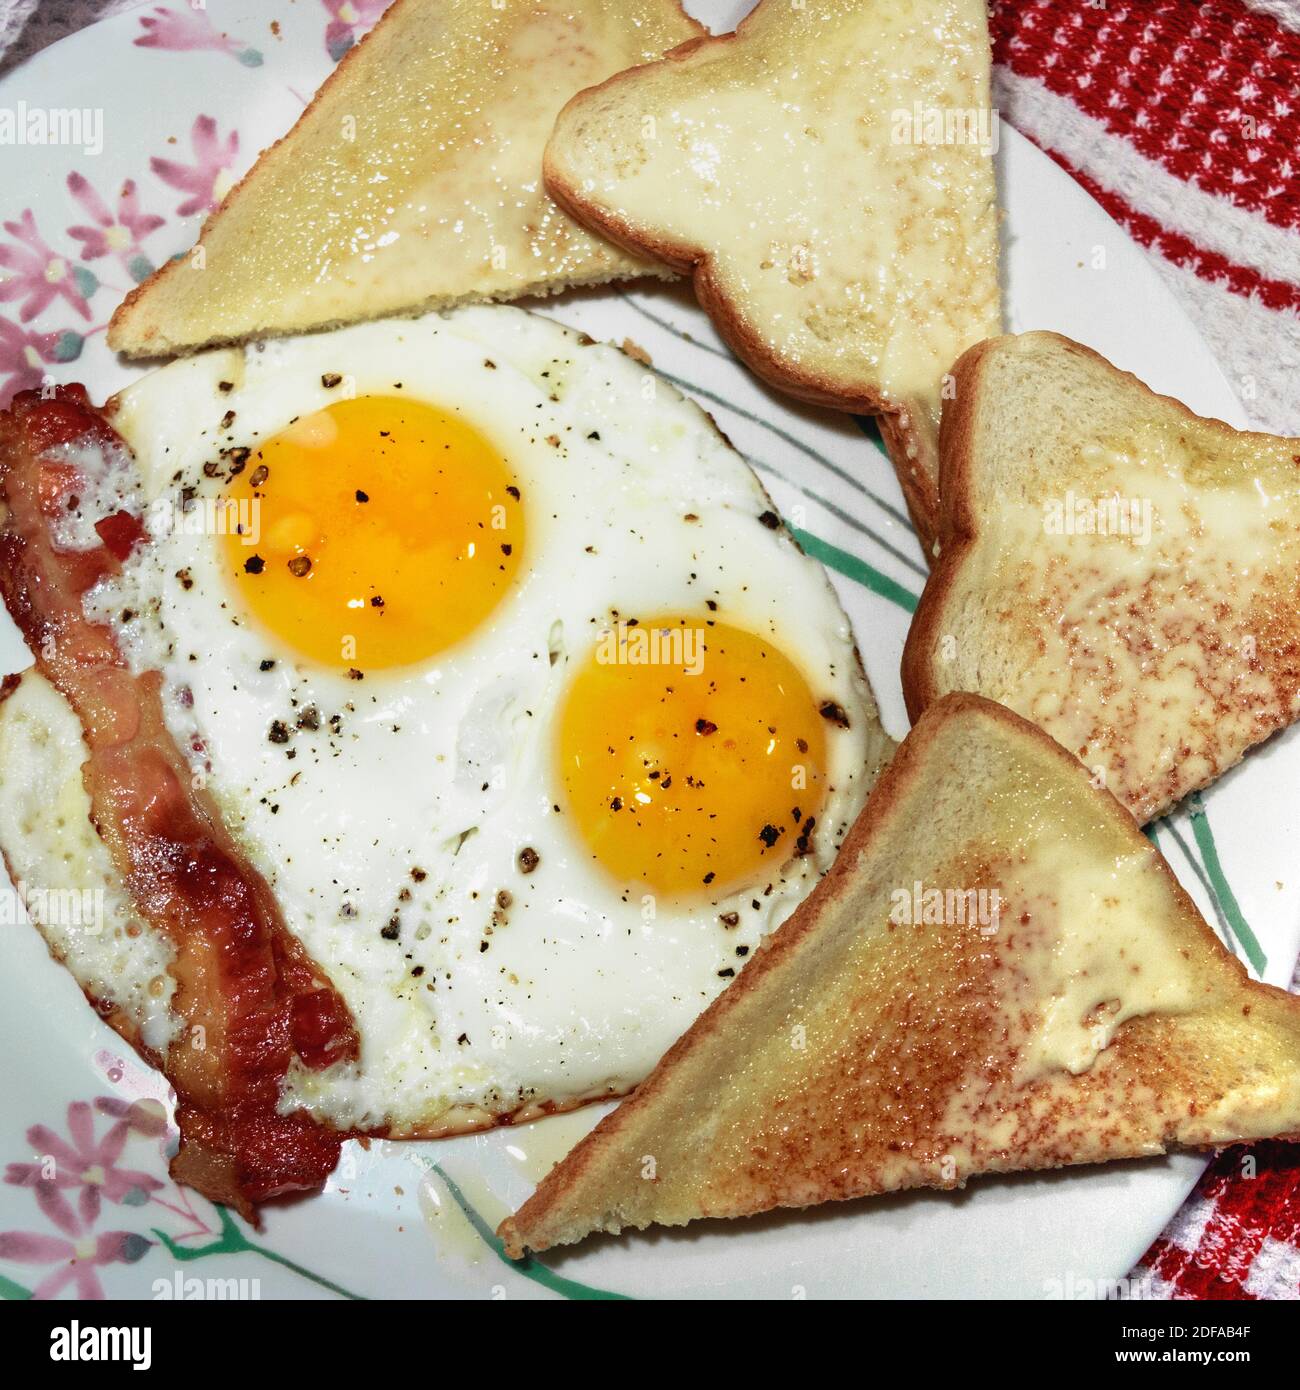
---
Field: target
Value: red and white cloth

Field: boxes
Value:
[992,0,1300,1300]
[1,0,1297,1300]
[991,0,1300,435]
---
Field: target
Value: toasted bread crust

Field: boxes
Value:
[111,0,702,358]
[542,41,906,425]
[902,332,1300,799]
[905,334,1165,721]
[109,0,409,356]
[542,3,987,553]
[547,155,939,543]
[499,691,1300,1257]
[899,333,1002,719]
[876,408,940,549]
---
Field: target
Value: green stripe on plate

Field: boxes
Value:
[1187,793,1266,975]
[428,1163,631,1301]
[793,527,919,614]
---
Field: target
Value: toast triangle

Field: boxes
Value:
[543,0,1002,547]
[108,0,700,358]
[903,331,1300,824]
[499,693,1300,1257]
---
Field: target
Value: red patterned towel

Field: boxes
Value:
[991,0,1300,433]
[992,0,1300,1300]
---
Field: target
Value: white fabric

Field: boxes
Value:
[994,64,1300,436]
[1241,0,1300,32]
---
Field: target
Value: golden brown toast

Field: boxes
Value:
[543,0,1002,548]
[108,0,700,357]
[903,332,1300,824]
[499,694,1300,1257]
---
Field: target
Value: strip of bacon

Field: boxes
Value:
[0,385,359,1219]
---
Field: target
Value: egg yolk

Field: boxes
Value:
[222,395,524,670]
[557,618,831,899]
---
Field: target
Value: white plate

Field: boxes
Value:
[0,0,1293,1302]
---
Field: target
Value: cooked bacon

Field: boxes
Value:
[0,385,359,1218]
[94,508,148,561]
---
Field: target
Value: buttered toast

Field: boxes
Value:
[108,0,701,358]
[500,694,1300,1257]
[903,332,1300,824]
[543,0,1001,547]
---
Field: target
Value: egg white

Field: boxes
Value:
[20,306,890,1133]
[0,672,179,1055]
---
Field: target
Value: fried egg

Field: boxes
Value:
[7,306,892,1133]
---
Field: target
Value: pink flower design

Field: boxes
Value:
[150,115,239,217]
[323,0,393,62]
[0,1183,148,1299]
[0,1089,358,1298]
[6,1101,163,1227]
[0,210,94,322]
[0,316,80,407]
[93,1091,211,1239]
[135,6,262,66]
[67,174,166,285]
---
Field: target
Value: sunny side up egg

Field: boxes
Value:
[27,306,894,1134]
